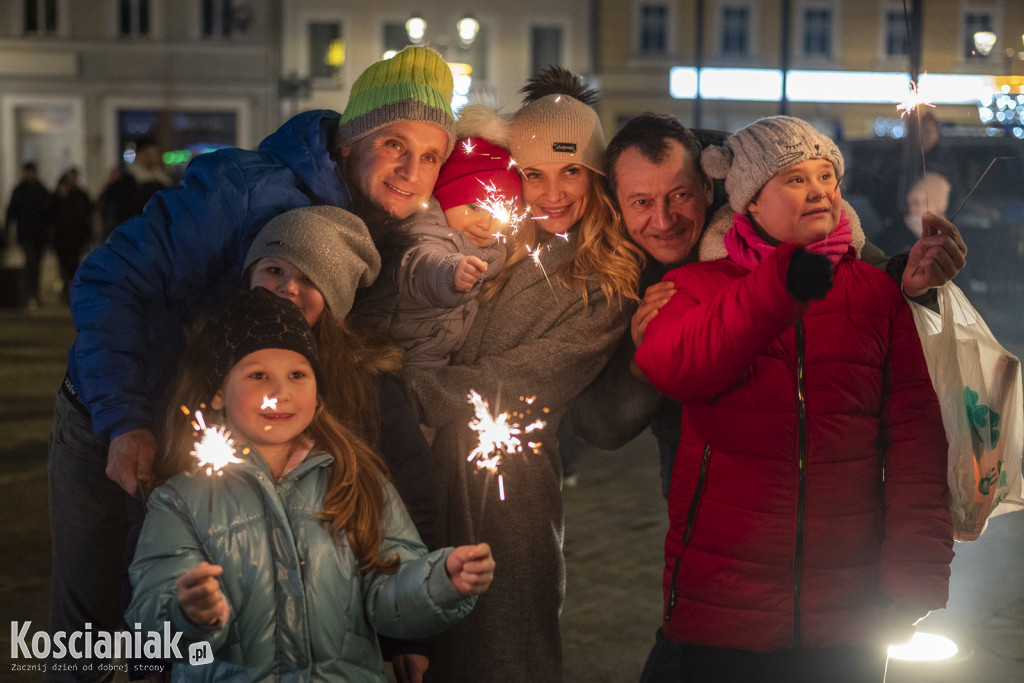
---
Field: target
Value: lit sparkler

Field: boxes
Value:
[526,243,556,293]
[185,406,244,511]
[261,395,277,410]
[896,80,934,119]
[466,390,547,503]
[474,179,529,244]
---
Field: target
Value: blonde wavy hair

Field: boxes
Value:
[483,174,643,305]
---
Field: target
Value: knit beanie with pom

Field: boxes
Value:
[701,116,844,214]
[507,66,605,174]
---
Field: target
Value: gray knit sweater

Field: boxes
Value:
[403,227,630,683]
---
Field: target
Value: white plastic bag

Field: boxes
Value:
[908,282,1024,541]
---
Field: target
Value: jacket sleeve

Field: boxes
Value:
[568,327,663,451]
[362,486,475,639]
[402,287,630,431]
[70,151,304,441]
[876,289,954,611]
[395,235,478,309]
[377,372,439,549]
[635,244,807,404]
[126,483,232,658]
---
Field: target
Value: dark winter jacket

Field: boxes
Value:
[68,110,351,442]
[635,241,953,652]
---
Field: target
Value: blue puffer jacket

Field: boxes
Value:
[68,110,350,441]
[127,445,474,682]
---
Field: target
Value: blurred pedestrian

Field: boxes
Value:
[875,172,951,257]
[4,162,52,308]
[51,167,94,304]
[97,138,171,241]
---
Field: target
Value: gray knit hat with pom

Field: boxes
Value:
[245,206,381,317]
[701,116,844,214]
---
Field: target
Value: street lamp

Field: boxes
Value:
[457,16,480,47]
[405,15,427,45]
[973,31,997,57]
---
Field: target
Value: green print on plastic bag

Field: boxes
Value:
[965,386,1001,449]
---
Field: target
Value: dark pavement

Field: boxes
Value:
[1,295,1022,682]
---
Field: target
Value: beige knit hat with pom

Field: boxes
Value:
[507,67,605,174]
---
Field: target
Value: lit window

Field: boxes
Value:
[309,22,343,80]
[964,12,993,58]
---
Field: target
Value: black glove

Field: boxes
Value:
[786,248,833,302]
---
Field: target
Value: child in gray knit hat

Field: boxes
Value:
[633,116,953,680]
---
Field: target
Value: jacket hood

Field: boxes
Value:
[258,110,351,208]
[697,200,865,262]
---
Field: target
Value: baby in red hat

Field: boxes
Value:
[357,105,520,367]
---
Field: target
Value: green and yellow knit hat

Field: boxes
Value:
[338,46,457,160]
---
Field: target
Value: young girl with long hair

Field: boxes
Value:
[128,287,493,681]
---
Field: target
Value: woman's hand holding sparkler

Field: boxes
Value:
[177,561,231,628]
[106,427,157,497]
[445,543,495,596]
[902,212,968,298]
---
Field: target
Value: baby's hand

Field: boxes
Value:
[445,543,495,596]
[454,256,487,292]
[177,561,230,628]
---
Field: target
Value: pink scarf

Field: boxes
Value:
[725,210,853,271]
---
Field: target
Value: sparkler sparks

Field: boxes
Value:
[184,406,244,512]
[189,409,243,476]
[465,390,547,503]
[261,395,278,410]
[896,81,934,118]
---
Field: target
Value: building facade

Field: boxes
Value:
[0,0,283,201]
[596,0,1024,139]
[278,1,595,124]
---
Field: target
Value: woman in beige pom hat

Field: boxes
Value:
[400,67,644,682]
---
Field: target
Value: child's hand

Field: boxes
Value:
[445,543,494,596]
[454,256,487,292]
[177,561,230,628]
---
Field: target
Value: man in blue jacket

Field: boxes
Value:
[48,46,456,682]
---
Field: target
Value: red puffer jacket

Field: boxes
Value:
[635,242,953,652]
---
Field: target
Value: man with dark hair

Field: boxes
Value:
[4,162,52,307]
[567,112,967,497]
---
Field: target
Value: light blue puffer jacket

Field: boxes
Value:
[68,110,351,441]
[127,446,475,682]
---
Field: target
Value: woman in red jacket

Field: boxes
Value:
[634,116,954,683]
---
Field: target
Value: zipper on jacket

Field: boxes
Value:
[666,442,713,623]
[793,321,808,648]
